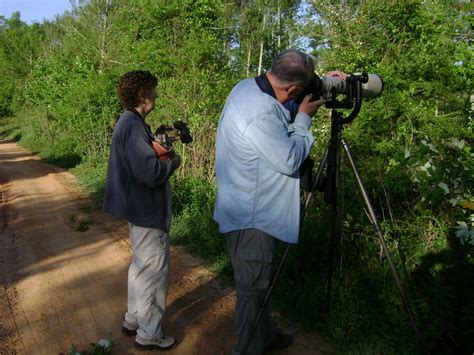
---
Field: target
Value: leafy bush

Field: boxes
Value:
[171,176,227,267]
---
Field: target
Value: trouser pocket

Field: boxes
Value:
[237,250,273,290]
[232,229,276,291]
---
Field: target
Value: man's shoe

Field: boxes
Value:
[266,331,293,350]
[122,320,138,337]
[134,335,177,351]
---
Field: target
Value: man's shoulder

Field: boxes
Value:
[229,79,280,117]
[232,78,264,98]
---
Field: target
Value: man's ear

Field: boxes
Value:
[286,84,301,99]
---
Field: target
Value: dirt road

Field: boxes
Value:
[0,139,329,354]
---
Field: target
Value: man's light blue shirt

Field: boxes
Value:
[213,78,314,243]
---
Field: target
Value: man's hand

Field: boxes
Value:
[325,70,348,80]
[170,153,181,170]
[298,94,325,117]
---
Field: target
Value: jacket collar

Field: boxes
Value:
[126,108,144,120]
[255,74,277,100]
[124,109,155,140]
[254,74,298,122]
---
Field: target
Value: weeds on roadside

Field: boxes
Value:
[67,335,113,355]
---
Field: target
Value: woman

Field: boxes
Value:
[103,70,180,351]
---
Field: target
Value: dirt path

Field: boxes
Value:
[0,139,329,354]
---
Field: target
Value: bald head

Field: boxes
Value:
[269,49,315,87]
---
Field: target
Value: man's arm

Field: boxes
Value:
[244,112,314,176]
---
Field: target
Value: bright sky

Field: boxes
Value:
[0,0,73,24]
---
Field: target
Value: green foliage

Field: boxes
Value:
[455,217,474,246]
[405,136,473,215]
[67,335,113,355]
[281,1,474,353]
[0,13,47,115]
[171,176,227,264]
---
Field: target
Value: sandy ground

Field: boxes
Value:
[0,139,329,354]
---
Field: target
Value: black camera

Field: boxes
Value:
[154,121,193,150]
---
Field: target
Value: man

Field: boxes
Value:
[103,70,180,351]
[214,49,346,354]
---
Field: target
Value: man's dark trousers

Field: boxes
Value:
[226,228,277,355]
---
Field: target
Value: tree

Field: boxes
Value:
[0,12,46,115]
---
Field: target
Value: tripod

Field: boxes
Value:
[242,76,424,354]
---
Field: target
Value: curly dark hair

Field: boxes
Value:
[117,70,158,109]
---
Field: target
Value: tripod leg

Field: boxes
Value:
[325,149,342,310]
[341,138,424,351]
[323,109,346,311]
[302,147,328,216]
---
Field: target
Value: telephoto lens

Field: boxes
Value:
[295,72,383,104]
[360,74,383,98]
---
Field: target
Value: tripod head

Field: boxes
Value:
[325,73,383,125]
[322,73,384,206]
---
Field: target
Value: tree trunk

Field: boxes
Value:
[286,7,292,48]
[277,0,281,50]
[246,45,252,77]
[99,0,111,73]
[258,11,266,75]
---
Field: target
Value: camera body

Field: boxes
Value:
[151,121,193,160]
